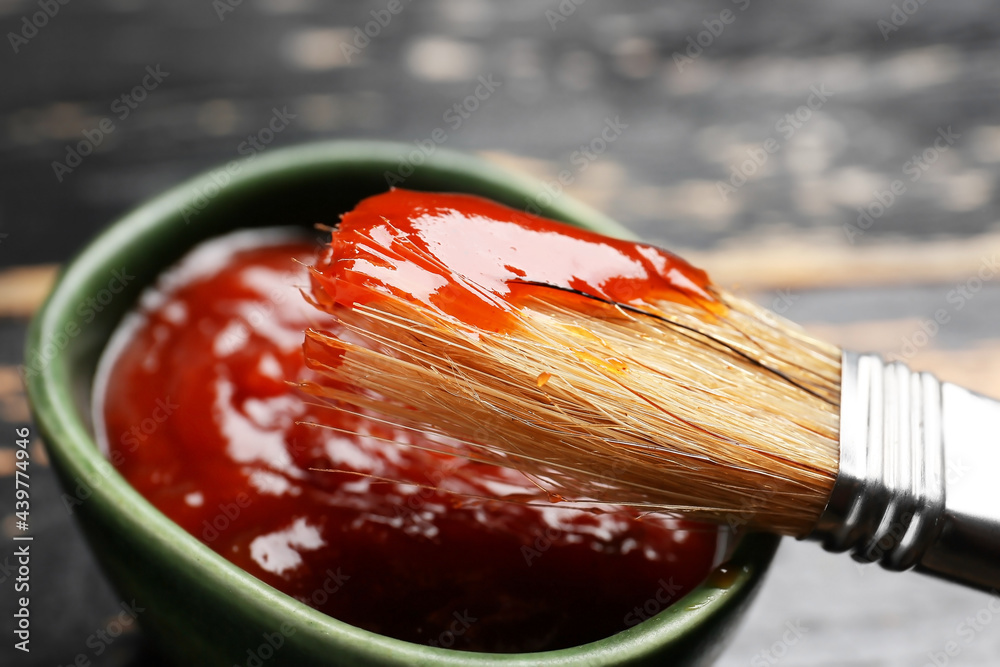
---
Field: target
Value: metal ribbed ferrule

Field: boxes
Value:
[809,351,1000,591]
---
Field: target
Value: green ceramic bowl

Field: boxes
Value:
[25,141,779,666]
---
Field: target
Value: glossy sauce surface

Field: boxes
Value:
[97,227,719,653]
[311,189,721,332]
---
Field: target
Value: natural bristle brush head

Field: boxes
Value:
[300,188,843,537]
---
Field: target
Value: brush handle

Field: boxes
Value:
[810,351,1000,591]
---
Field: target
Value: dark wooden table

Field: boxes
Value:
[2,1,1000,665]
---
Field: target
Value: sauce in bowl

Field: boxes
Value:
[94,226,720,653]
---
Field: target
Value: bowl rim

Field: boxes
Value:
[25,139,780,665]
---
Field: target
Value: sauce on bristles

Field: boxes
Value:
[305,189,842,538]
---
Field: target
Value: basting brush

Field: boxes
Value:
[300,188,1000,592]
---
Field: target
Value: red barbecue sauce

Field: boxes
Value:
[99,202,720,653]
[310,189,723,332]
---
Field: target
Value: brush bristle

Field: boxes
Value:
[302,273,841,537]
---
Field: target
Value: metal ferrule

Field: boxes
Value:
[809,351,1000,591]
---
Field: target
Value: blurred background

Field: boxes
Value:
[2,0,1000,664]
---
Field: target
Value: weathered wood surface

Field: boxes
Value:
[2,1,1000,665]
